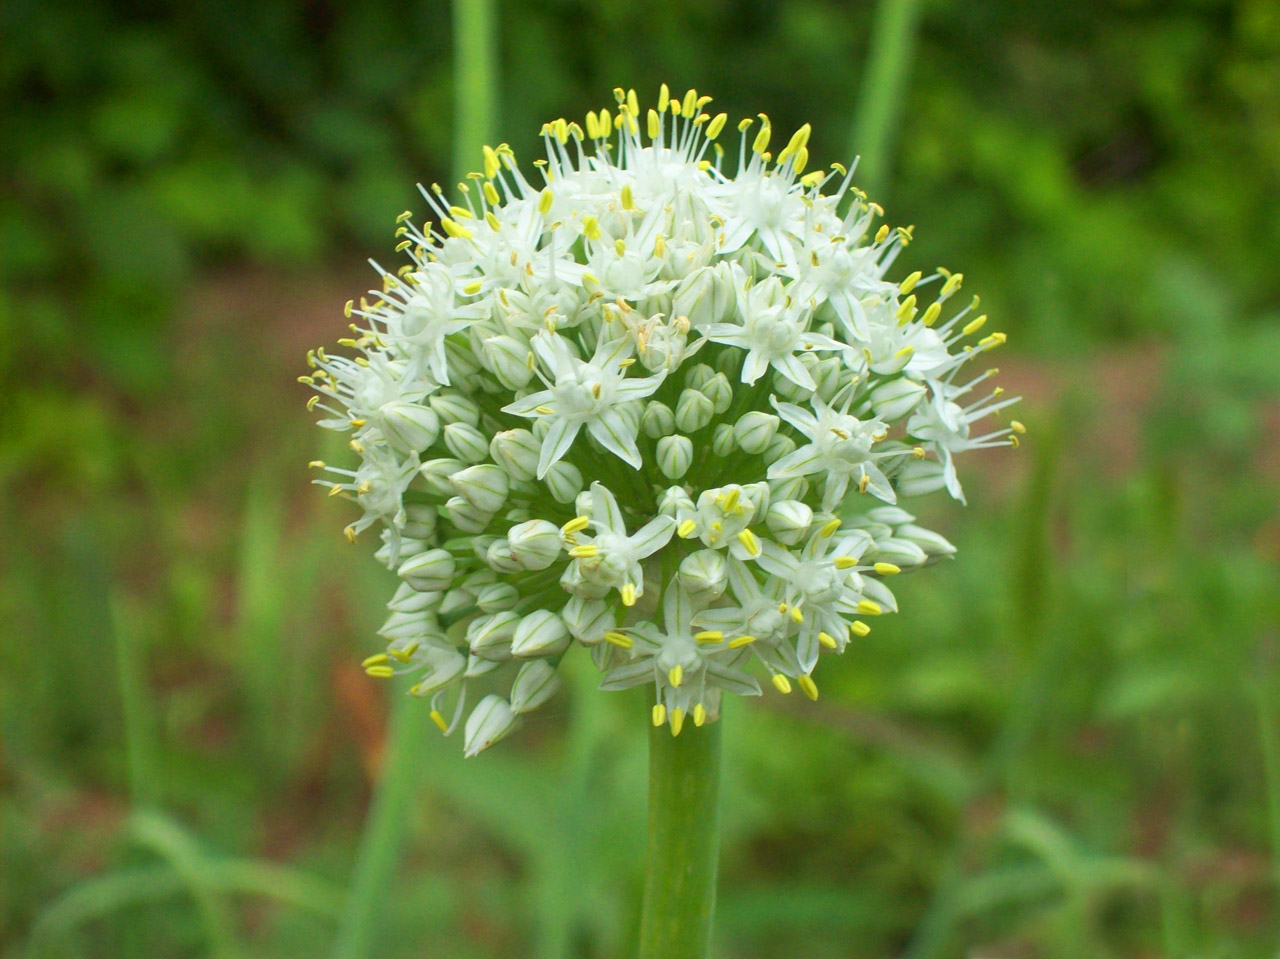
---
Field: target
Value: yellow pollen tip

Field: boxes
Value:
[798,675,819,701]
[833,557,859,570]
[875,224,891,243]
[670,708,685,736]
[568,544,599,558]
[308,460,326,469]
[605,631,633,650]
[900,271,923,294]
[537,189,554,214]
[430,709,448,733]
[463,280,483,295]
[677,519,698,538]
[440,217,472,239]
[818,631,838,649]
[856,600,883,616]
[707,112,728,139]
[695,630,724,644]
[1011,420,1026,434]
[652,703,667,727]
[819,519,842,538]
[727,634,756,649]
[693,703,707,726]
[365,665,395,678]
[851,620,871,637]
[621,184,635,210]
[361,654,390,668]
[621,583,638,607]
[562,515,590,535]
[669,665,683,687]
[737,529,762,557]
[874,562,901,575]
[789,606,804,624]
[772,674,792,694]
[922,302,942,326]
[647,108,660,139]
[962,314,988,336]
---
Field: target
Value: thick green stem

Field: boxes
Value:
[849,0,924,196]
[638,717,722,959]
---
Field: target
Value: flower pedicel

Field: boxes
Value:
[302,85,1023,756]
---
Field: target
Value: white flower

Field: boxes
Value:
[502,332,665,477]
[305,84,1020,753]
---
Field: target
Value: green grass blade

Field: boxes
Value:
[849,0,924,195]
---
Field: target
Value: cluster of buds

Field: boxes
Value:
[303,85,1021,755]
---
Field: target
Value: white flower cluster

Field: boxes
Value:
[302,86,1023,755]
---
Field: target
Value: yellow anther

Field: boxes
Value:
[440,217,472,239]
[851,620,871,637]
[941,272,964,296]
[677,519,698,538]
[485,211,500,231]
[819,518,842,538]
[591,383,602,399]
[781,123,811,160]
[605,631,633,650]
[361,654,390,668]
[669,665,683,687]
[1011,420,1026,434]
[752,121,771,155]
[344,525,358,544]
[679,88,696,117]
[297,375,315,385]
[833,557,859,570]
[554,118,569,142]
[896,295,918,321]
[789,605,804,624]
[737,117,754,132]
[670,708,685,736]
[483,181,501,206]
[706,112,728,139]
[585,110,600,139]
[654,234,666,257]
[921,302,942,327]
[482,145,500,179]
[800,170,825,187]
[328,485,344,497]
[621,582,637,607]
[582,215,602,240]
[627,88,639,116]
[562,515,590,535]
[538,189,554,214]
[792,146,809,173]
[693,703,707,726]
[621,184,635,210]
[721,488,740,512]
[658,82,670,112]
[737,529,762,557]
[798,675,819,701]
[308,460,326,469]
[894,345,915,359]
[365,665,395,678]
[874,562,901,575]
[395,209,414,224]
[647,108,660,139]
[599,108,613,137]
[695,630,724,644]
[448,205,474,219]
[463,280,483,295]
[568,544,600,558]
[614,238,627,257]
[962,314,988,336]
[348,418,367,428]
[818,631,838,649]
[652,703,667,727]
[900,271,923,294]
[430,709,448,733]
[343,299,354,317]
[534,405,554,415]
[980,332,1008,348]
[858,474,871,494]
[875,224,891,243]
[390,642,419,663]
[771,674,792,694]
[856,599,883,616]
[727,635,756,649]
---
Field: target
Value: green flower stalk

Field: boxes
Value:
[303,83,1021,954]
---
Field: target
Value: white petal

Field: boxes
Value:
[536,418,581,478]
[587,410,642,469]
[629,515,677,559]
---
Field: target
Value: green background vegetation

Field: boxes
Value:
[2,0,1279,956]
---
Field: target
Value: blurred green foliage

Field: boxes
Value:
[2,0,1279,957]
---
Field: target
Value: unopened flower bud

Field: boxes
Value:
[386,580,442,613]
[866,537,929,568]
[763,433,797,464]
[674,388,714,433]
[429,392,481,426]
[379,608,434,641]
[895,457,948,496]
[464,695,520,757]
[483,334,535,390]
[466,653,502,678]
[768,475,808,501]
[484,537,523,573]
[440,587,474,617]
[711,423,736,458]
[641,401,676,438]
[734,411,779,454]
[561,595,617,644]
[444,495,494,534]
[870,377,927,421]
[380,402,440,452]
[443,422,490,464]
[507,519,562,570]
[450,464,510,513]
[679,549,728,602]
[673,263,736,327]
[683,363,716,392]
[766,500,813,545]
[543,461,583,503]
[510,660,561,714]
[402,503,438,541]
[467,610,521,660]
[657,434,693,479]
[398,548,455,591]
[475,581,520,611]
[420,458,465,497]
[406,647,467,696]
[897,523,957,557]
[658,485,695,518]
[700,372,733,413]
[490,429,540,482]
[511,610,570,658]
